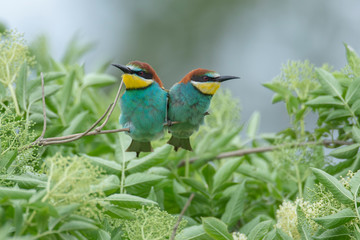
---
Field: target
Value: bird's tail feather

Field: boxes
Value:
[126,140,153,157]
[167,136,193,151]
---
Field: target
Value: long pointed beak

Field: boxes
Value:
[216,75,240,82]
[112,63,132,74]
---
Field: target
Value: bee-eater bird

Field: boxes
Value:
[112,61,167,157]
[167,69,239,151]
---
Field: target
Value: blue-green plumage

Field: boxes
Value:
[113,61,168,157]
[120,82,167,141]
[168,82,212,151]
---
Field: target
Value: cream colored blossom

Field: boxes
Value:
[232,232,248,240]
[276,200,300,239]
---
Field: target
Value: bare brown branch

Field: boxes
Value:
[170,193,195,240]
[177,140,353,167]
[95,80,124,132]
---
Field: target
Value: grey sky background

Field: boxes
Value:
[1,0,359,133]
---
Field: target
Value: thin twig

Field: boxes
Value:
[95,80,124,132]
[177,139,353,167]
[170,193,195,240]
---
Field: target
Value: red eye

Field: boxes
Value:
[203,76,209,81]
[139,71,144,76]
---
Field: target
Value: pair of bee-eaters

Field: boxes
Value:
[112,61,239,157]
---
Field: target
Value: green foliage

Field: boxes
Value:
[2,28,360,239]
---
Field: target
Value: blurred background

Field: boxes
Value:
[1,0,359,133]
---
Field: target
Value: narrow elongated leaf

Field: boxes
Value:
[15,63,27,110]
[125,173,165,195]
[247,220,272,240]
[311,168,353,204]
[329,144,360,159]
[213,158,243,192]
[314,208,356,229]
[297,206,313,240]
[82,154,122,174]
[0,150,17,170]
[28,85,62,104]
[103,205,135,220]
[182,178,208,197]
[351,99,360,114]
[0,187,36,199]
[202,217,233,240]
[4,175,47,188]
[344,43,360,77]
[60,70,75,115]
[90,175,120,193]
[175,225,209,240]
[316,68,343,97]
[247,111,260,138]
[313,226,350,239]
[325,109,351,121]
[202,164,216,192]
[126,145,172,173]
[62,111,88,135]
[221,182,246,226]
[349,170,360,195]
[352,127,360,143]
[105,194,157,208]
[59,220,97,232]
[263,82,291,96]
[82,73,116,88]
[345,78,360,104]
[306,96,343,107]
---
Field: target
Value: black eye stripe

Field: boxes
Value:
[191,75,216,82]
[134,70,153,79]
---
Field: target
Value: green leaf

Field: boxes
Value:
[103,205,135,220]
[344,43,360,77]
[176,225,209,240]
[28,84,62,104]
[306,96,343,107]
[314,208,356,229]
[15,63,28,110]
[263,82,291,96]
[91,175,120,193]
[213,158,243,192]
[221,182,246,226]
[59,220,97,232]
[247,111,260,138]
[82,154,122,174]
[202,217,233,240]
[350,99,360,114]
[349,170,360,195]
[325,109,352,121]
[182,178,208,197]
[247,220,272,240]
[201,164,216,192]
[0,187,36,199]
[329,144,360,159]
[352,127,360,143]
[60,70,75,115]
[345,78,360,104]
[105,194,157,208]
[313,226,350,239]
[316,68,343,97]
[311,168,353,204]
[0,150,17,170]
[62,111,88,135]
[125,173,165,195]
[4,175,47,188]
[126,145,172,174]
[297,206,313,240]
[82,73,117,88]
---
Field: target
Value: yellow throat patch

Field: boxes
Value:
[122,74,153,89]
[191,81,221,95]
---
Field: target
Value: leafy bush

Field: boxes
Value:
[1,29,360,239]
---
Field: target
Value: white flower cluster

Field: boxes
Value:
[275,200,300,239]
[232,232,248,240]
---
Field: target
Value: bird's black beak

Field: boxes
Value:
[112,63,132,74]
[216,75,240,82]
